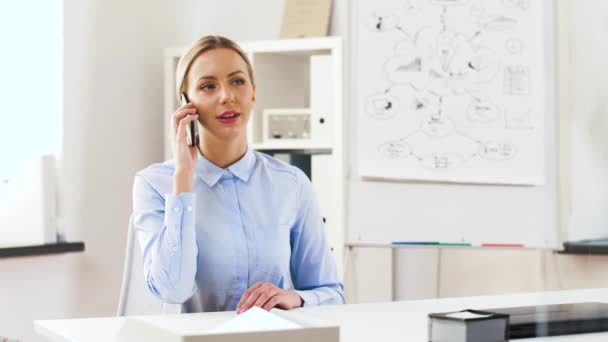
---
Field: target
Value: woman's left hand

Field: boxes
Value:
[236,282,303,314]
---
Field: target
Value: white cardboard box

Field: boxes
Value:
[114,310,339,342]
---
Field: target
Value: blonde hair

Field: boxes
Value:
[175,35,254,101]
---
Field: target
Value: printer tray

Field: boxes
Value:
[488,303,608,339]
[562,238,608,255]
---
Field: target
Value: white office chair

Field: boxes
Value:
[116,214,182,316]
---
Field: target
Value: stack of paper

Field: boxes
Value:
[209,307,302,333]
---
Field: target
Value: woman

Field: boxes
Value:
[132,35,344,313]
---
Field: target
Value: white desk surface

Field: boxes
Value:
[35,288,608,342]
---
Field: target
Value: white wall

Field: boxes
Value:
[173,0,283,44]
[568,0,608,241]
[61,0,179,319]
[0,256,79,341]
[2,1,608,340]
[172,0,347,44]
[0,0,178,340]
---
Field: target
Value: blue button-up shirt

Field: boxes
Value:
[132,147,344,312]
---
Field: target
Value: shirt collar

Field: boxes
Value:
[194,146,256,187]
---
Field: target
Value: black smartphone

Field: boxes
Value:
[180,92,200,147]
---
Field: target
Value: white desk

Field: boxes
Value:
[35,288,608,341]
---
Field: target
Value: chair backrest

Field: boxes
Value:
[116,214,181,316]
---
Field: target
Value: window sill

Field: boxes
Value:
[0,242,85,259]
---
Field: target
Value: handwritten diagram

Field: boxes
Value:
[356,0,545,185]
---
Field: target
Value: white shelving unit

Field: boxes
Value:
[163,37,345,277]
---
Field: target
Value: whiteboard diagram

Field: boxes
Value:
[356,0,546,185]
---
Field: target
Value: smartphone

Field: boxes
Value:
[180,92,200,147]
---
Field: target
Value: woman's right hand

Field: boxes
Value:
[171,102,199,193]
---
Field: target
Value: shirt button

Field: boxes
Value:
[173,207,179,212]
[172,246,178,252]
[186,206,193,212]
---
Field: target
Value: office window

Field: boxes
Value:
[0,1,63,196]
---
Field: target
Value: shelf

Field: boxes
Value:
[240,36,340,56]
[345,242,560,251]
[252,143,332,155]
[0,242,85,259]
[164,37,340,60]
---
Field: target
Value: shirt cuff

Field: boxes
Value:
[163,192,195,245]
[293,290,319,307]
[165,193,195,217]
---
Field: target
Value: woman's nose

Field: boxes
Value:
[220,86,236,104]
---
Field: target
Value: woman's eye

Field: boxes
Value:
[201,83,215,91]
[232,78,245,86]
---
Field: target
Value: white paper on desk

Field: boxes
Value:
[445,311,493,320]
[208,307,301,333]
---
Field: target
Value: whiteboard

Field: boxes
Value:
[355,0,546,185]
[347,0,559,247]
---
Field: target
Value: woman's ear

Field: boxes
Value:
[252,83,256,103]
